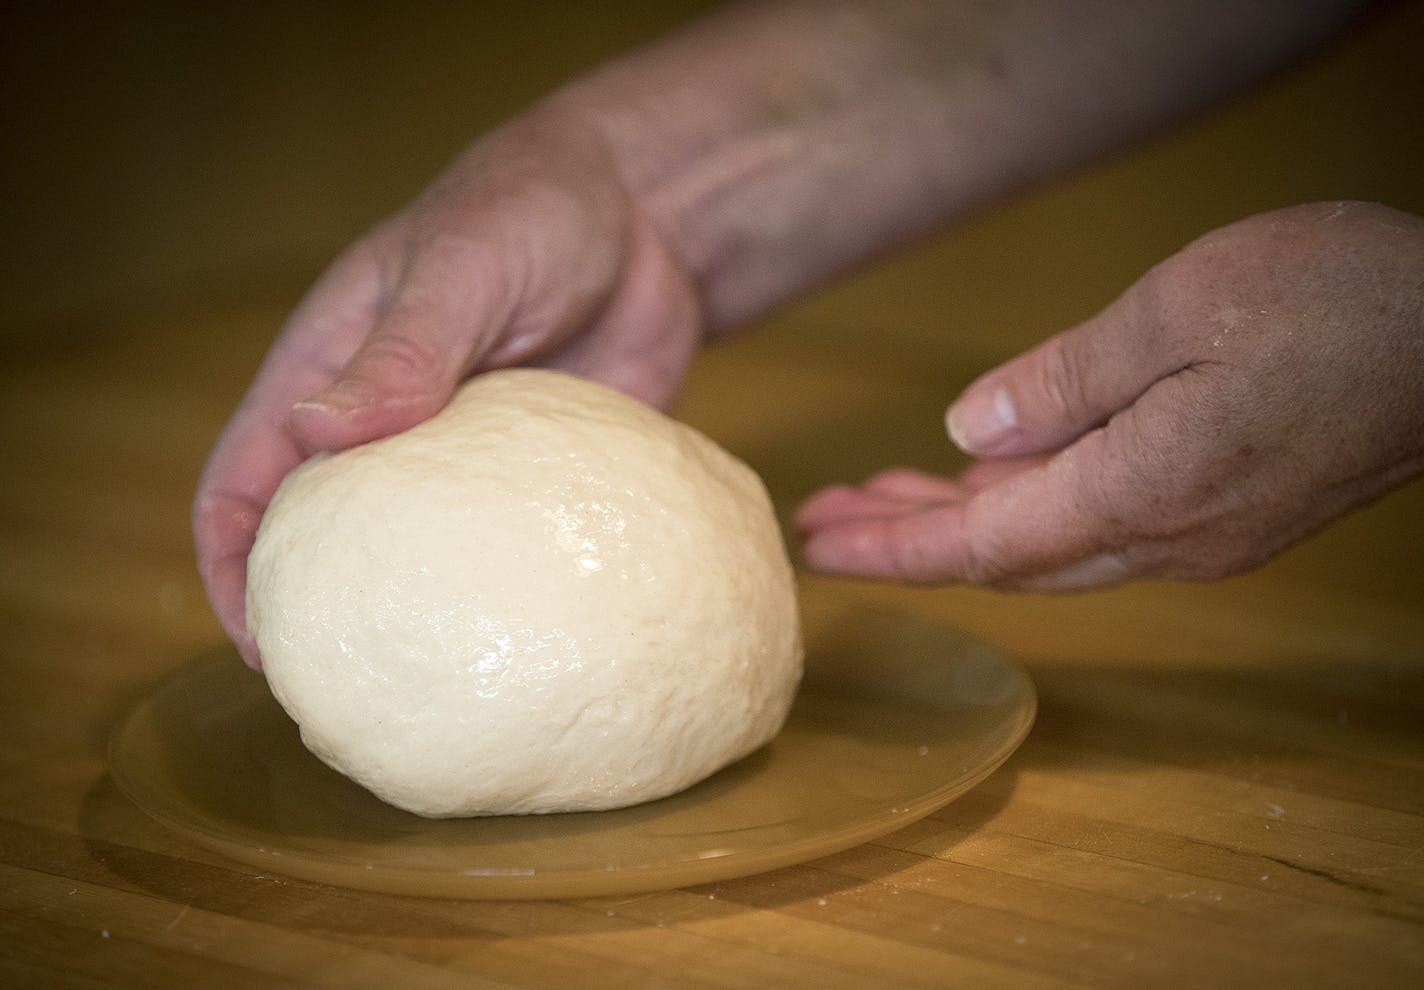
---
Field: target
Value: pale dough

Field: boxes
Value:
[246,368,802,818]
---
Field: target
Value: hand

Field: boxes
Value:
[193,113,702,666]
[797,201,1424,589]
[195,4,1382,661]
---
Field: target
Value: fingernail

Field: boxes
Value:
[946,384,1017,454]
[1023,552,1129,592]
[292,378,371,415]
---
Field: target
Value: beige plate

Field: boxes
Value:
[110,581,1035,899]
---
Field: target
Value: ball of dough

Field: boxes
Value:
[246,368,802,818]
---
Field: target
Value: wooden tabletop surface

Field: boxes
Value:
[4,4,1422,987]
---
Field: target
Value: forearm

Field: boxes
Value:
[540,0,1371,329]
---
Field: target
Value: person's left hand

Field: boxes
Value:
[796,201,1424,590]
[193,113,703,666]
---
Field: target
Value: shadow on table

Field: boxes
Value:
[1015,654,1424,798]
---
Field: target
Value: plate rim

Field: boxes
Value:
[110,597,1035,899]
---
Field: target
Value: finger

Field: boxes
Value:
[945,277,1178,458]
[794,484,939,532]
[955,453,1053,494]
[800,429,1132,588]
[290,232,516,452]
[800,498,979,583]
[193,242,388,667]
[794,469,960,533]
[795,455,1051,533]
[860,458,1054,499]
[861,466,968,500]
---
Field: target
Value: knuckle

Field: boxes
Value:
[356,328,447,386]
[956,542,1012,587]
[879,518,939,583]
[863,467,933,496]
[1031,334,1097,426]
[950,505,1023,587]
[868,513,979,585]
[410,230,487,282]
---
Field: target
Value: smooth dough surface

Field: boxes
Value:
[246,369,802,818]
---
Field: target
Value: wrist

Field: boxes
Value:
[534,3,991,330]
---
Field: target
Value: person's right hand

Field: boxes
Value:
[796,201,1424,589]
[193,113,704,668]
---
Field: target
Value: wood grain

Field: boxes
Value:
[3,4,1422,987]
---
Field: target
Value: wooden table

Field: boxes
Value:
[4,4,1422,987]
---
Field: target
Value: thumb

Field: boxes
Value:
[946,286,1170,459]
[289,237,512,453]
